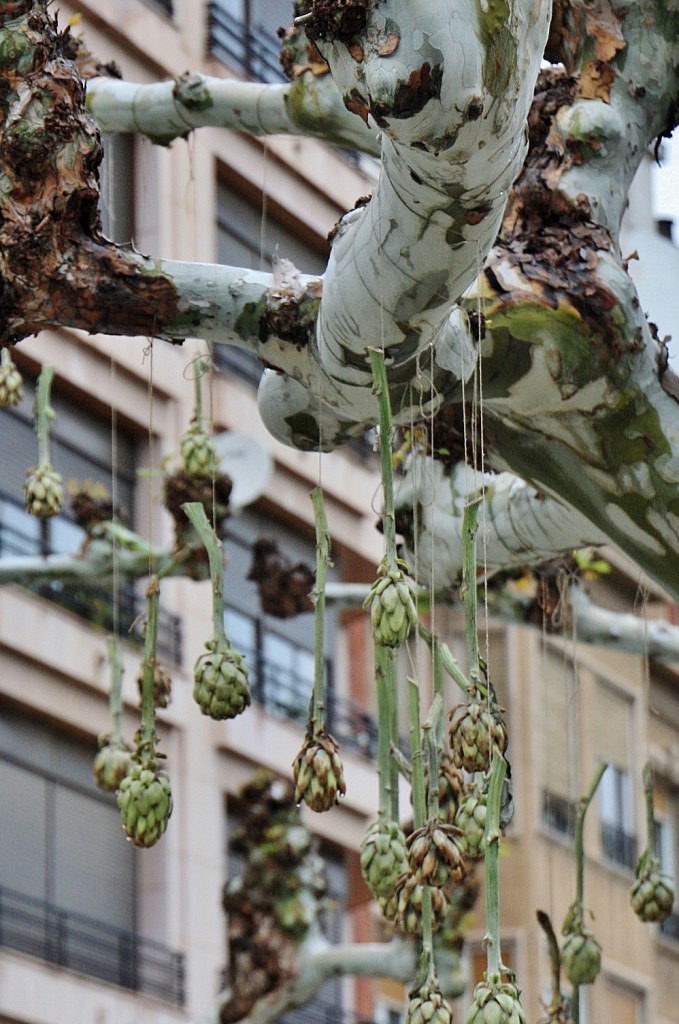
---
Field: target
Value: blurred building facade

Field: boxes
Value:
[1,4,678,1024]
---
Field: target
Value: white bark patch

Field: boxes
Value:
[645,509,679,554]
[605,503,665,555]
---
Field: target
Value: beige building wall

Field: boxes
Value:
[1,5,679,1024]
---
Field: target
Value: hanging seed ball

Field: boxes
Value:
[455,786,488,861]
[24,463,63,518]
[137,660,172,709]
[406,818,467,888]
[180,422,218,478]
[407,976,454,1024]
[92,733,134,793]
[293,729,346,812]
[379,872,450,935]
[117,761,173,848]
[466,978,526,1024]
[360,818,409,899]
[448,692,507,773]
[630,855,674,923]
[561,927,602,986]
[0,355,23,407]
[193,638,251,719]
[364,564,418,648]
[433,752,466,825]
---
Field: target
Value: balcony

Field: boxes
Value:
[207,3,287,83]
[600,822,637,871]
[0,492,182,664]
[0,885,185,1004]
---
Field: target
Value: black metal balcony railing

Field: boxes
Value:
[0,885,185,1005]
[0,495,182,664]
[208,3,288,83]
[542,790,577,839]
[228,608,380,759]
[600,822,638,871]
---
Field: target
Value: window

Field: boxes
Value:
[0,704,183,1002]
[215,180,328,385]
[223,509,334,724]
[0,373,181,660]
[540,650,579,838]
[595,684,637,869]
[208,0,292,83]
[99,133,135,245]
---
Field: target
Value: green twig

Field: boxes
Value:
[309,486,330,734]
[484,752,507,978]
[139,577,160,758]
[575,761,608,906]
[369,348,399,572]
[423,694,443,820]
[417,622,470,696]
[408,679,433,975]
[107,637,124,742]
[376,645,394,817]
[191,356,210,425]
[182,502,226,641]
[386,647,400,820]
[34,365,56,467]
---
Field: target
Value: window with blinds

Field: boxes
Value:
[540,649,579,838]
[0,703,136,930]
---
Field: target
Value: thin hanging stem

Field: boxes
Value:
[192,357,209,424]
[643,762,656,858]
[107,637,125,742]
[462,498,482,689]
[484,751,507,979]
[34,365,56,467]
[182,502,227,641]
[370,348,399,572]
[536,910,565,1018]
[309,486,330,735]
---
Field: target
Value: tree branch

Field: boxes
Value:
[86,73,380,153]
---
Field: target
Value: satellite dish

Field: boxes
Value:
[213,431,273,509]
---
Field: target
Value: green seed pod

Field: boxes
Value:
[360,818,408,899]
[561,927,601,986]
[630,854,674,923]
[407,976,453,1024]
[407,818,467,887]
[448,695,507,774]
[92,733,134,793]
[364,566,418,648]
[379,872,450,935]
[0,356,23,407]
[180,423,218,478]
[24,463,63,518]
[293,729,346,812]
[455,786,488,861]
[117,762,172,848]
[193,638,251,719]
[466,978,526,1024]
